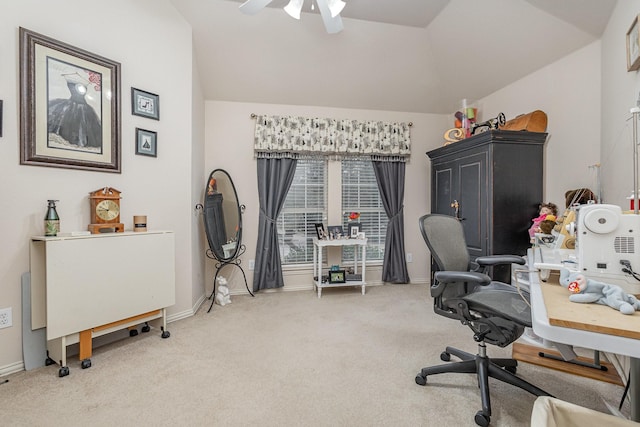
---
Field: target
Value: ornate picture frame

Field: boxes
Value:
[627,15,640,72]
[135,128,157,157]
[131,88,159,120]
[19,27,121,172]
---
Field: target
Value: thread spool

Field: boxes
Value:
[134,215,147,232]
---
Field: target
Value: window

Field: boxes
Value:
[277,159,327,264]
[277,158,387,266]
[341,159,387,262]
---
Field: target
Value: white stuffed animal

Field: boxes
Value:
[215,276,232,306]
[559,268,640,315]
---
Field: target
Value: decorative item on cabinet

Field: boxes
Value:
[88,187,124,234]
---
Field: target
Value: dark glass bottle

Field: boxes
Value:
[44,200,60,236]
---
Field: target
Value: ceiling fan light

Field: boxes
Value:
[284,0,304,20]
[327,0,346,18]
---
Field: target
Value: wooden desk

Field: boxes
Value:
[30,231,175,376]
[528,249,640,420]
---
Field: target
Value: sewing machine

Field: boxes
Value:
[577,204,640,296]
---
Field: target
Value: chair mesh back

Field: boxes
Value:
[419,214,469,272]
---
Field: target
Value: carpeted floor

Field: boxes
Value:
[0,284,629,426]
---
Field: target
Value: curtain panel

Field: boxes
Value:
[253,115,411,161]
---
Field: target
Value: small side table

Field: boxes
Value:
[312,237,367,298]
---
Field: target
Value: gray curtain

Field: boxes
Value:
[372,161,410,284]
[253,157,298,292]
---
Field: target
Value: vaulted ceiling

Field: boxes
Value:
[170,0,616,114]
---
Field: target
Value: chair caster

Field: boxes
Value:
[45,357,56,366]
[161,327,170,339]
[81,359,92,369]
[129,328,138,337]
[474,411,490,427]
[141,323,151,333]
[58,366,69,377]
[415,374,427,386]
[440,351,451,362]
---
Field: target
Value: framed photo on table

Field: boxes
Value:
[131,88,159,120]
[314,223,326,240]
[348,222,361,238]
[628,15,640,71]
[19,27,121,172]
[329,270,346,284]
[327,225,344,238]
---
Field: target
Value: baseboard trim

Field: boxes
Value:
[0,361,25,377]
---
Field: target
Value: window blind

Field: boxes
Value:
[278,159,327,264]
[341,159,387,262]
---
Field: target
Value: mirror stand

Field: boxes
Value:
[205,241,253,313]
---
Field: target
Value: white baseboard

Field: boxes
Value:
[0,361,25,377]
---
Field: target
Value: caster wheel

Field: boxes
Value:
[129,329,139,337]
[505,365,517,374]
[58,366,70,377]
[161,330,170,339]
[81,359,92,369]
[45,357,55,366]
[141,324,151,333]
[415,374,427,386]
[474,411,490,427]
[440,352,451,362]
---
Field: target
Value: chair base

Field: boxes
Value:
[415,344,553,427]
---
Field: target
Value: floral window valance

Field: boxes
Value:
[252,115,411,162]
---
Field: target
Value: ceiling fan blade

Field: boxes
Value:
[239,0,274,15]
[284,0,304,20]
[316,0,344,33]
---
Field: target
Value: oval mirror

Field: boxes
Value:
[203,169,242,261]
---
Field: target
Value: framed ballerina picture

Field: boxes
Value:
[19,27,121,172]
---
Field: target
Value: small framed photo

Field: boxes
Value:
[314,223,326,240]
[627,15,640,71]
[348,222,361,238]
[327,225,344,238]
[357,232,366,240]
[135,128,157,157]
[132,87,159,120]
[328,269,346,284]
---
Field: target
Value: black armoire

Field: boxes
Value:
[426,130,547,282]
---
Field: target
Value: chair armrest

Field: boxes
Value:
[475,255,525,267]
[434,270,491,285]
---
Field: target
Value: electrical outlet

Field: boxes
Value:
[406,253,413,263]
[0,307,12,329]
[248,259,255,270]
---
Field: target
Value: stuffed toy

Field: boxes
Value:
[564,188,596,208]
[215,276,232,306]
[559,268,640,315]
[539,215,557,234]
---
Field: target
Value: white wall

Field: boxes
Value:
[601,1,640,207]
[204,101,448,295]
[477,42,602,211]
[0,0,200,372]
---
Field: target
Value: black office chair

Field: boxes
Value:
[416,214,552,426]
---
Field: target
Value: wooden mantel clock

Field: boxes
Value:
[88,187,125,234]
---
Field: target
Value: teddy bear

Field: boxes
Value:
[215,276,232,306]
[559,268,640,315]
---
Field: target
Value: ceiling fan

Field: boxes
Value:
[239,0,346,34]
